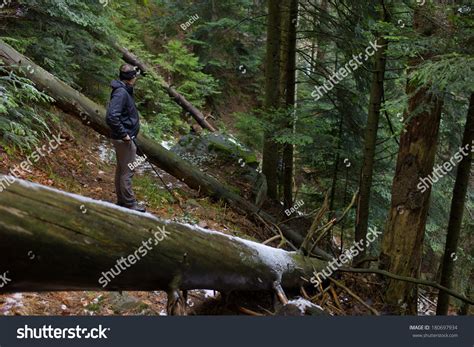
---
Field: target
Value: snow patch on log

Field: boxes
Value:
[201,289,219,298]
[287,297,324,314]
[8,176,156,218]
[174,222,297,274]
[160,140,174,150]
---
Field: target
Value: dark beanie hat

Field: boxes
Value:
[119,67,139,81]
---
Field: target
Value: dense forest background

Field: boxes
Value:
[0,0,472,316]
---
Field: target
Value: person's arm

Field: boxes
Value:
[106,89,130,140]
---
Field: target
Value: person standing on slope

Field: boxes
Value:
[106,64,146,213]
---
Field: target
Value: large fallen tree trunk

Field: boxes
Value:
[0,40,330,258]
[113,44,217,132]
[0,176,326,293]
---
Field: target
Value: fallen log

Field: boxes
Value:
[0,176,326,293]
[0,39,331,258]
[113,44,217,132]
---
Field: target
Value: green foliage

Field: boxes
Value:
[156,40,219,108]
[410,54,474,95]
[0,0,222,143]
[0,63,55,152]
[134,175,174,207]
[2,0,119,99]
[131,68,183,140]
[148,0,266,99]
[234,111,264,149]
[132,40,220,141]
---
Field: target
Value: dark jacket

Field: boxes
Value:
[106,80,140,140]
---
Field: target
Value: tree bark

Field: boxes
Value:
[113,44,217,132]
[0,40,332,258]
[379,6,444,313]
[262,0,282,200]
[354,4,389,264]
[329,109,343,214]
[281,0,298,210]
[380,94,443,314]
[0,176,327,293]
[436,93,474,315]
[459,277,472,315]
[316,0,328,62]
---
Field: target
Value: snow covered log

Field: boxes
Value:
[0,39,330,258]
[0,176,327,293]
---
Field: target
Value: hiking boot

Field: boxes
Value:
[116,202,146,213]
[129,203,146,213]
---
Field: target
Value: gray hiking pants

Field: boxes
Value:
[112,139,137,207]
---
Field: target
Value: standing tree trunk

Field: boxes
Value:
[329,109,343,214]
[354,4,389,264]
[281,0,298,210]
[279,0,290,104]
[380,6,444,315]
[436,93,474,315]
[459,277,472,315]
[279,0,289,203]
[316,0,328,62]
[262,0,282,200]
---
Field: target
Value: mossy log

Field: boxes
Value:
[0,176,326,293]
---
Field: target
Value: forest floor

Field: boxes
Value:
[0,109,442,316]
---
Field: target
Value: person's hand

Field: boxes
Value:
[122,135,131,142]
